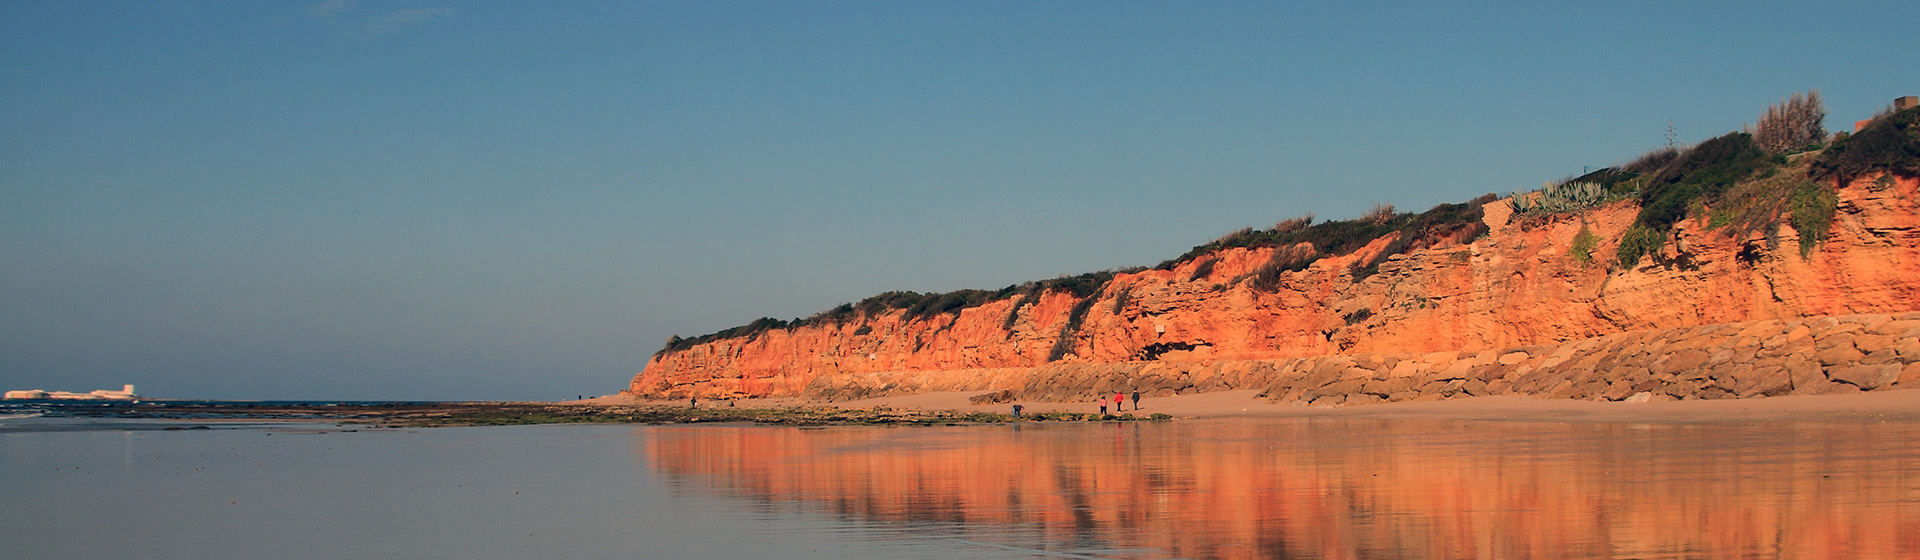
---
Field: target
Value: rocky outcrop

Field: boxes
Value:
[628,173,1920,403]
[792,313,1920,405]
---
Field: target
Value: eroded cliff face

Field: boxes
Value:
[629,174,1920,400]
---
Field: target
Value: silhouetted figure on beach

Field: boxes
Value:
[1012,404,1023,418]
[1132,391,1141,410]
[690,397,697,408]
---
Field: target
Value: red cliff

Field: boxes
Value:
[628,170,1919,401]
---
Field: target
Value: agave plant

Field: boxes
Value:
[1511,181,1607,214]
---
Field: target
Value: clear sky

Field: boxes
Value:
[3,1,1915,401]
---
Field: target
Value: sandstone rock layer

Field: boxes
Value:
[795,313,1920,405]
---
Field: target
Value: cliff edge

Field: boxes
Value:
[627,102,1920,405]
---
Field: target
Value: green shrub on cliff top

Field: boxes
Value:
[1171,196,1492,286]
[1612,130,1782,269]
[1040,270,1122,299]
[1160,214,1398,269]
[901,289,994,322]
[1634,132,1772,233]
[1813,106,1920,184]
[1568,166,1645,194]
[657,316,794,356]
[660,269,1132,356]
[1348,199,1491,280]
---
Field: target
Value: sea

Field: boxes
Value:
[3,400,1917,559]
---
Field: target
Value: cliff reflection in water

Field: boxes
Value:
[642,419,1920,559]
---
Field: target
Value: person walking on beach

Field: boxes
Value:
[1131,390,1141,410]
[1099,399,1108,416]
[1115,391,1125,412]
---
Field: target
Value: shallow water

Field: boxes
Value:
[3,417,1916,559]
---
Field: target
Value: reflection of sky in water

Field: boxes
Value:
[1,423,1031,559]
[4,418,1917,559]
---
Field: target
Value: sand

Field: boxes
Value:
[581,388,1920,423]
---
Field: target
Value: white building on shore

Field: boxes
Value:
[4,384,140,401]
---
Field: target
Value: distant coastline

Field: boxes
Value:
[3,384,139,401]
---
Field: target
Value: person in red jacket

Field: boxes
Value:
[1115,391,1125,412]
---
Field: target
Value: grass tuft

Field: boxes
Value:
[1615,225,1665,268]
[1789,182,1838,258]
[1569,222,1599,265]
[1189,257,1218,281]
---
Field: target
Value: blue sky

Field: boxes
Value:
[3,1,1915,400]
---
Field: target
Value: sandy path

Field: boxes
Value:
[580,388,1920,423]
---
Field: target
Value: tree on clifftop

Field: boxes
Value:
[1753,90,1826,154]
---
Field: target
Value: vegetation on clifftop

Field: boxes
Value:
[1753,90,1827,155]
[1609,93,1835,268]
[1610,93,1920,269]
[1813,106,1920,184]
[1613,131,1776,267]
[1159,196,1493,287]
[1637,133,1774,231]
[658,270,1127,356]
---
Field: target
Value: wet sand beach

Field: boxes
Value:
[585,387,1920,424]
